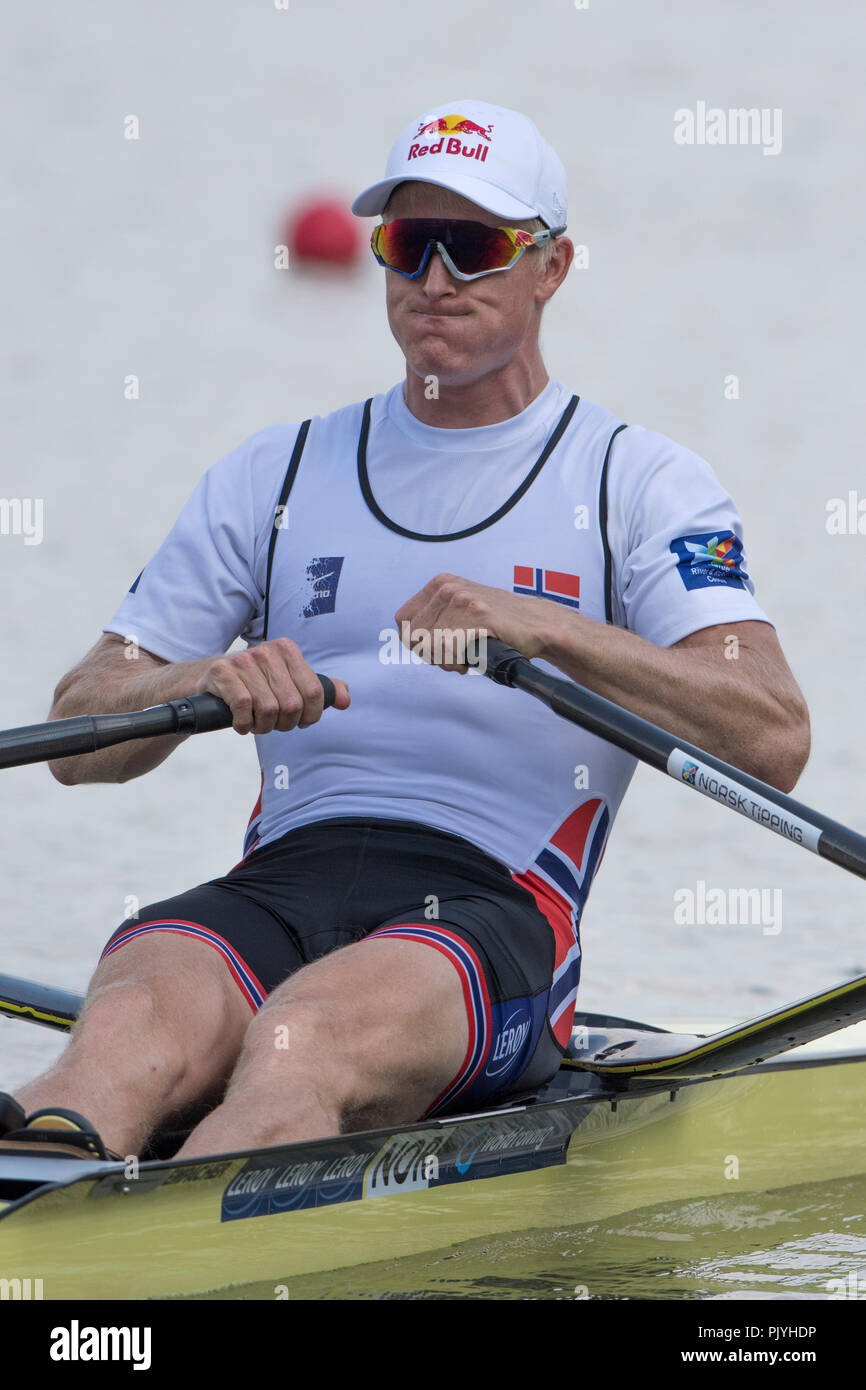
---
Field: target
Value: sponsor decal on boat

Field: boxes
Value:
[90,1157,234,1200]
[455,1118,559,1176]
[162,1160,232,1185]
[219,1109,583,1222]
[363,1133,448,1197]
[441,1110,579,1184]
[221,1141,374,1219]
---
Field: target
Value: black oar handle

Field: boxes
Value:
[180,674,336,731]
[477,638,527,686]
[0,674,337,770]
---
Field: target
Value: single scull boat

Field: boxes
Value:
[0,641,865,1298]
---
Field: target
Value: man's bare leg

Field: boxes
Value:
[11,935,252,1157]
[177,936,468,1157]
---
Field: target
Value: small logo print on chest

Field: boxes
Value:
[513,565,580,609]
[302,557,344,618]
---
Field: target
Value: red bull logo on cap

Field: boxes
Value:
[409,112,494,165]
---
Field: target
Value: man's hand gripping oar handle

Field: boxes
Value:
[188,673,337,732]
[0,674,337,770]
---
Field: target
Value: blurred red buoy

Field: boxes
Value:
[286,197,361,267]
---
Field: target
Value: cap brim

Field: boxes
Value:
[351,173,538,221]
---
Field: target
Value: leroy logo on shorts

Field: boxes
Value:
[669,531,748,591]
[301,557,344,618]
[486,1003,533,1079]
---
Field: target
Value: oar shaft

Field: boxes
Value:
[481,638,866,882]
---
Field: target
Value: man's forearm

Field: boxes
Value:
[536,611,809,791]
[48,649,219,785]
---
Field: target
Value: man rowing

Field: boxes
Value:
[0,99,810,1163]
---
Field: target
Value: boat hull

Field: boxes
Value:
[1,1044,865,1299]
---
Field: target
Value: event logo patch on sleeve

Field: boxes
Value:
[669,532,748,591]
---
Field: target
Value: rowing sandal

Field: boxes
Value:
[0,1092,26,1137]
[0,1106,121,1161]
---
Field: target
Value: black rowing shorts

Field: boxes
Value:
[101,817,580,1115]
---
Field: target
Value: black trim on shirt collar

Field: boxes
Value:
[356,393,580,542]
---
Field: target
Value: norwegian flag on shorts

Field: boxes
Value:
[513,565,580,609]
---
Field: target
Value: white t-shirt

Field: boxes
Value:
[105,381,769,913]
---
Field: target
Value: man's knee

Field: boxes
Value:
[78,935,251,1071]
[238,996,375,1109]
[93,933,245,1010]
[240,997,344,1080]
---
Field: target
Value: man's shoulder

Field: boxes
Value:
[241,397,370,457]
[562,396,716,497]
[604,419,743,554]
[600,415,718,486]
[208,398,373,489]
[571,395,703,465]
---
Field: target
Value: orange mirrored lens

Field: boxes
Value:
[372,219,523,276]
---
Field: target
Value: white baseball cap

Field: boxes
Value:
[351,99,568,230]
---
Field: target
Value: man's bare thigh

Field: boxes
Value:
[234,934,470,1132]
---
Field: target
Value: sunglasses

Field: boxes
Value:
[370,217,564,281]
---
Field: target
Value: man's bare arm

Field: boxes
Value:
[48,633,351,786]
[48,635,225,784]
[395,576,811,794]
[540,618,810,793]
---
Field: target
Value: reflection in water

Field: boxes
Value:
[186,1176,866,1300]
